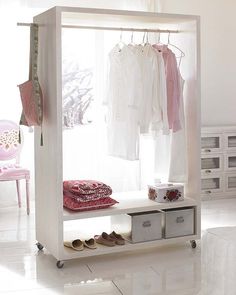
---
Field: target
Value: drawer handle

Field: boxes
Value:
[176,216,184,223]
[204,149,211,152]
[205,170,212,174]
[142,220,151,227]
[205,190,212,194]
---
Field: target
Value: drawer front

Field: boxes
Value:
[164,208,194,238]
[225,173,236,192]
[201,133,223,153]
[131,211,163,243]
[225,154,236,171]
[224,133,236,151]
[201,154,223,175]
[201,175,224,195]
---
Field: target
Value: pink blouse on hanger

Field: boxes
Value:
[153,44,181,132]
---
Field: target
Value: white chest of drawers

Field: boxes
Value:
[201,126,236,200]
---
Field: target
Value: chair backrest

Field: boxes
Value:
[0,120,22,162]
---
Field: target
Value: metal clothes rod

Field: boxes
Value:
[17,22,179,33]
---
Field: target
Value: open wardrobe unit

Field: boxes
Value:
[33,6,201,268]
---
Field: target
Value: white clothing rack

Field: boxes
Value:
[32,6,201,269]
[17,22,179,33]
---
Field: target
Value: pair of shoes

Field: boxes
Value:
[94,231,125,247]
[64,238,97,251]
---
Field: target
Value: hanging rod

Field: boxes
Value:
[17,22,179,33]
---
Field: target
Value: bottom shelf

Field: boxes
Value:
[61,234,199,260]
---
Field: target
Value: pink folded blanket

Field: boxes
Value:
[63,180,117,212]
[63,180,112,196]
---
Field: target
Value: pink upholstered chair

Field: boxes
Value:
[0,120,30,214]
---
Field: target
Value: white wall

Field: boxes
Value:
[158,0,236,127]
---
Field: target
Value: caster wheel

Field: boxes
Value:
[190,240,197,249]
[56,261,64,269]
[36,242,44,251]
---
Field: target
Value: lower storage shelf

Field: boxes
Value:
[61,234,199,260]
[60,206,198,261]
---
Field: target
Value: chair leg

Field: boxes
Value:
[26,179,30,215]
[16,180,21,208]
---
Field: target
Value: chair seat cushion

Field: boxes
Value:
[0,164,30,180]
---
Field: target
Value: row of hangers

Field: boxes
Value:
[118,30,185,67]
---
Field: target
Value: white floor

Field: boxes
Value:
[1,199,236,295]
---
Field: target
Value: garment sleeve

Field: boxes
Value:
[151,53,162,126]
[158,55,169,135]
[170,51,181,132]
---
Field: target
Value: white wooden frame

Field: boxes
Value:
[34,6,201,264]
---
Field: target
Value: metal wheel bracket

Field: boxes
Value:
[36,242,44,251]
[190,240,197,249]
[56,260,64,269]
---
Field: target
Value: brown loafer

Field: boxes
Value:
[94,232,116,247]
[109,231,125,245]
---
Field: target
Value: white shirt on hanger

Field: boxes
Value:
[130,44,168,135]
[105,44,142,160]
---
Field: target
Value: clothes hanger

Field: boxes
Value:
[117,29,125,52]
[144,30,150,46]
[128,29,135,47]
[167,31,185,67]
[141,30,146,46]
[139,30,150,51]
[153,31,163,45]
[157,32,161,44]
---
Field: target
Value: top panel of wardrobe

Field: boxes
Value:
[54,6,199,29]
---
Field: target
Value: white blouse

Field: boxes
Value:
[105,44,142,160]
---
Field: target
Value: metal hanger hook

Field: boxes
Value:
[142,31,146,43]
[168,30,171,44]
[120,29,123,42]
[131,30,134,43]
[146,30,149,43]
